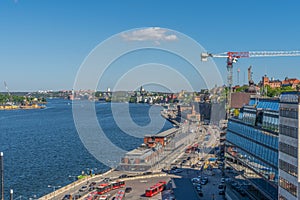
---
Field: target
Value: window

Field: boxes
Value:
[279,159,297,177]
[280,107,298,119]
[279,142,298,158]
[279,124,298,139]
[279,195,288,200]
[279,177,297,197]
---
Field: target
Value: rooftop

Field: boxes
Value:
[248,98,279,111]
[145,127,178,138]
[126,146,152,156]
[155,127,178,137]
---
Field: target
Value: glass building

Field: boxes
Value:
[226,98,279,200]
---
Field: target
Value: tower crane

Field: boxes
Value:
[201,50,300,116]
[4,81,13,104]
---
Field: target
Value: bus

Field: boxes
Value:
[145,181,166,197]
[111,180,125,190]
[97,183,112,195]
[114,190,125,200]
[185,146,192,153]
[96,180,125,195]
[84,191,98,200]
[98,195,108,200]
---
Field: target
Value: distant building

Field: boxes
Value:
[262,75,282,89]
[192,102,211,122]
[177,104,192,119]
[194,95,201,102]
[186,105,201,122]
[281,77,300,88]
[261,75,300,89]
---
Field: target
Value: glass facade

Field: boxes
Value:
[242,108,256,125]
[226,99,279,200]
[263,111,279,132]
[228,120,278,153]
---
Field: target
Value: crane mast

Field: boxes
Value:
[4,81,13,104]
[201,50,300,118]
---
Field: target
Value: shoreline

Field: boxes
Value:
[39,104,180,200]
[0,105,46,110]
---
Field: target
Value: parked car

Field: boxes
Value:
[79,185,88,192]
[88,182,97,191]
[103,177,111,182]
[72,194,81,199]
[219,189,225,195]
[173,169,183,173]
[125,187,132,193]
[191,178,201,183]
[239,189,246,196]
[225,178,231,183]
[218,184,225,189]
[221,178,225,183]
[119,174,128,178]
[198,190,203,197]
[62,194,71,200]
[202,177,208,183]
[89,182,96,187]
[143,171,152,175]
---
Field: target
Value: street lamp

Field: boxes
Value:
[10,189,13,200]
[1,152,3,200]
[48,185,61,199]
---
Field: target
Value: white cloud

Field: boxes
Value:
[121,27,178,43]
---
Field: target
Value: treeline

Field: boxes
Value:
[0,94,47,105]
[262,85,296,97]
[235,85,297,97]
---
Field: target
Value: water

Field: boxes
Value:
[0,99,173,199]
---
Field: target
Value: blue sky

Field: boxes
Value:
[1,0,300,91]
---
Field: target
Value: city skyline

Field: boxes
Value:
[1,0,300,92]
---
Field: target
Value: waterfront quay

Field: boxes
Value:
[39,120,224,200]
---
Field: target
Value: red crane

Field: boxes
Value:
[201,50,300,115]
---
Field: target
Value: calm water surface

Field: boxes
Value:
[0,99,172,199]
